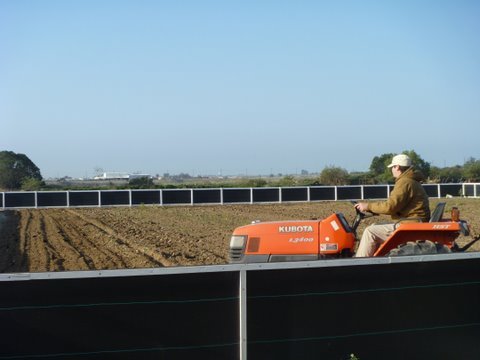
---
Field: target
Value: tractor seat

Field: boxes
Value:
[429,202,446,222]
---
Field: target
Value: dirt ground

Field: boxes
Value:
[1,198,479,273]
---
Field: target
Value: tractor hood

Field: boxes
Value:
[232,219,320,239]
[229,213,356,263]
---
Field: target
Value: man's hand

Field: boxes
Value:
[354,202,369,212]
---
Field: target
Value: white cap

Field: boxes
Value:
[387,154,412,168]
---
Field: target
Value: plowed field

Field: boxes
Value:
[1,199,479,273]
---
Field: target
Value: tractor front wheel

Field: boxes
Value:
[386,240,451,256]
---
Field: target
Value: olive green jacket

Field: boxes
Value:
[367,167,431,222]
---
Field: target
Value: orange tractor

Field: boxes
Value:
[229,202,479,263]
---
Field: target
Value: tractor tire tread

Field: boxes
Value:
[387,240,451,257]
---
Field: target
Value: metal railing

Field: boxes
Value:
[1,183,478,210]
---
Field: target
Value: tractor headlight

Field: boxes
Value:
[230,235,247,249]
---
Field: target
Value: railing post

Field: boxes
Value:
[239,269,247,360]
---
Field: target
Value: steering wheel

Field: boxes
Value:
[351,201,368,218]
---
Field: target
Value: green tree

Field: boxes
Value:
[348,171,376,185]
[428,166,441,182]
[429,166,463,183]
[369,153,395,176]
[129,176,154,189]
[21,177,44,191]
[320,166,349,185]
[244,178,268,187]
[0,151,43,190]
[403,149,430,177]
[463,158,480,182]
[276,175,297,187]
[369,153,395,183]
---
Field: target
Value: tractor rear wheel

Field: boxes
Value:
[386,240,451,256]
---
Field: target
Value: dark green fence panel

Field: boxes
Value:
[0,271,240,360]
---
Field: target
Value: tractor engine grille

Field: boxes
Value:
[229,248,244,262]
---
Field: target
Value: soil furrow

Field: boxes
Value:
[40,210,96,270]
[66,209,171,267]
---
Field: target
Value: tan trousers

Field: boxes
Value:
[354,223,396,257]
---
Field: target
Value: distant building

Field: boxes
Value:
[93,172,153,180]
[128,173,153,180]
[93,172,129,180]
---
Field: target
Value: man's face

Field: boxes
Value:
[391,165,401,179]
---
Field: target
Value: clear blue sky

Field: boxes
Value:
[1,0,479,178]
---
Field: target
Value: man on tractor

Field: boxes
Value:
[354,154,431,257]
